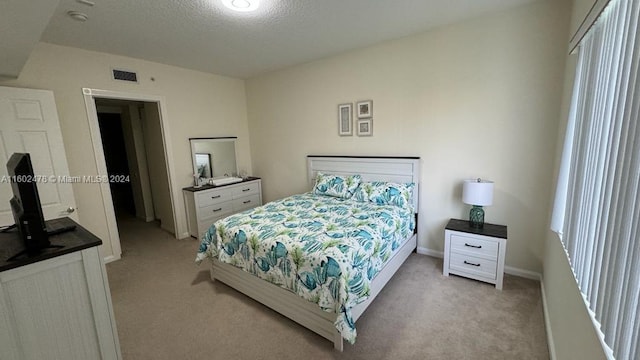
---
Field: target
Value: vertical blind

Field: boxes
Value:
[551,0,640,359]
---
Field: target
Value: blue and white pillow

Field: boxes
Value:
[352,181,414,209]
[313,172,362,199]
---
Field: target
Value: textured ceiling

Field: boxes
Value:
[36,0,538,79]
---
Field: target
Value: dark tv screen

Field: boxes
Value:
[6,152,49,254]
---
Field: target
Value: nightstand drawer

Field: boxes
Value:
[231,183,260,197]
[449,253,497,280]
[450,234,499,260]
[197,189,233,207]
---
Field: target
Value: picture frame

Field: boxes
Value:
[356,100,372,118]
[357,118,373,136]
[195,153,212,178]
[338,103,353,136]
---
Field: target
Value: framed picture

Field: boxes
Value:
[356,100,372,118]
[357,118,373,136]
[195,153,212,178]
[338,103,353,136]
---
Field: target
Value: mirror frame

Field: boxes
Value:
[189,136,238,181]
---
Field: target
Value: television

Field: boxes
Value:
[7,152,50,255]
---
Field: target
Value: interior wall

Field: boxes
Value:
[0,42,251,258]
[570,0,598,36]
[117,105,146,220]
[127,104,155,221]
[246,0,571,274]
[141,102,174,233]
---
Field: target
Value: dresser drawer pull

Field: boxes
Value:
[242,188,251,192]
[211,195,221,199]
[463,260,481,267]
[212,208,222,212]
[464,243,482,249]
[243,200,251,204]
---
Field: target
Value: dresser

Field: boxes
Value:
[443,218,507,290]
[183,177,262,239]
[0,217,121,360]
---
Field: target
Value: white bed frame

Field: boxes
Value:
[210,156,420,351]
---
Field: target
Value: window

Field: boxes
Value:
[551,0,640,358]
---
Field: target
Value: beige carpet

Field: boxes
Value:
[106,216,549,360]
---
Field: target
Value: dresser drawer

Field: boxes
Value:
[184,178,263,240]
[198,201,234,222]
[231,182,260,197]
[233,194,261,212]
[449,253,497,280]
[450,233,499,261]
[197,188,233,207]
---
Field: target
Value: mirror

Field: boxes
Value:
[190,137,237,182]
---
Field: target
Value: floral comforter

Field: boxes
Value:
[195,192,415,343]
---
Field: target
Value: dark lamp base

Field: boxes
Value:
[469,205,485,228]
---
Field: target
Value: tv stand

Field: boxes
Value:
[0,217,122,359]
[6,244,65,262]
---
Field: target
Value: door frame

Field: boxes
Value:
[82,88,183,262]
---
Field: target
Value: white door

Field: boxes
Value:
[0,86,78,225]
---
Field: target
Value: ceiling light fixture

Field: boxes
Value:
[221,0,259,12]
[67,10,89,21]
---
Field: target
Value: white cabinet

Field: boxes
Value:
[443,219,507,290]
[183,178,262,239]
[0,218,121,360]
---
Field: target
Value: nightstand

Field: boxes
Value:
[443,218,507,290]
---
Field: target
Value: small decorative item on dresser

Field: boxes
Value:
[356,100,372,118]
[462,178,494,228]
[338,103,353,136]
[356,118,372,136]
[443,218,507,290]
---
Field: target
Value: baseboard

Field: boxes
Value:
[416,247,542,281]
[103,254,120,264]
[504,265,541,281]
[416,246,443,258]
[540,278,557,360]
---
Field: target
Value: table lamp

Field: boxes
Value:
[462,178,494,228]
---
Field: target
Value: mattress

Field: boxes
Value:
[196,192,415,343]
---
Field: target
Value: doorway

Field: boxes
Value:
[97,111,136,218]
[83,88,182,263]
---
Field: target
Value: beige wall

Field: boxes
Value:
[0,42,252,258]
[246,0,571,274]
[570,0,598,36]
[541,0,609,358]
[141,102,174,233]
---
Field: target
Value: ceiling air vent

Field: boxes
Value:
[112,69,138,83]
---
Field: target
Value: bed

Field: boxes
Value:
[195,156,420,350]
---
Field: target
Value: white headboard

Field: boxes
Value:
[307,155,420,212]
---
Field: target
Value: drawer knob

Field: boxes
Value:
[213,208,222,212]
[465,243,482,249]
[243,200,251,204]
[464,260,481,267]
[211,195,221,199]
[242,188,250,192]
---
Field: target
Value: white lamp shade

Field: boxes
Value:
[462,179,494,206]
